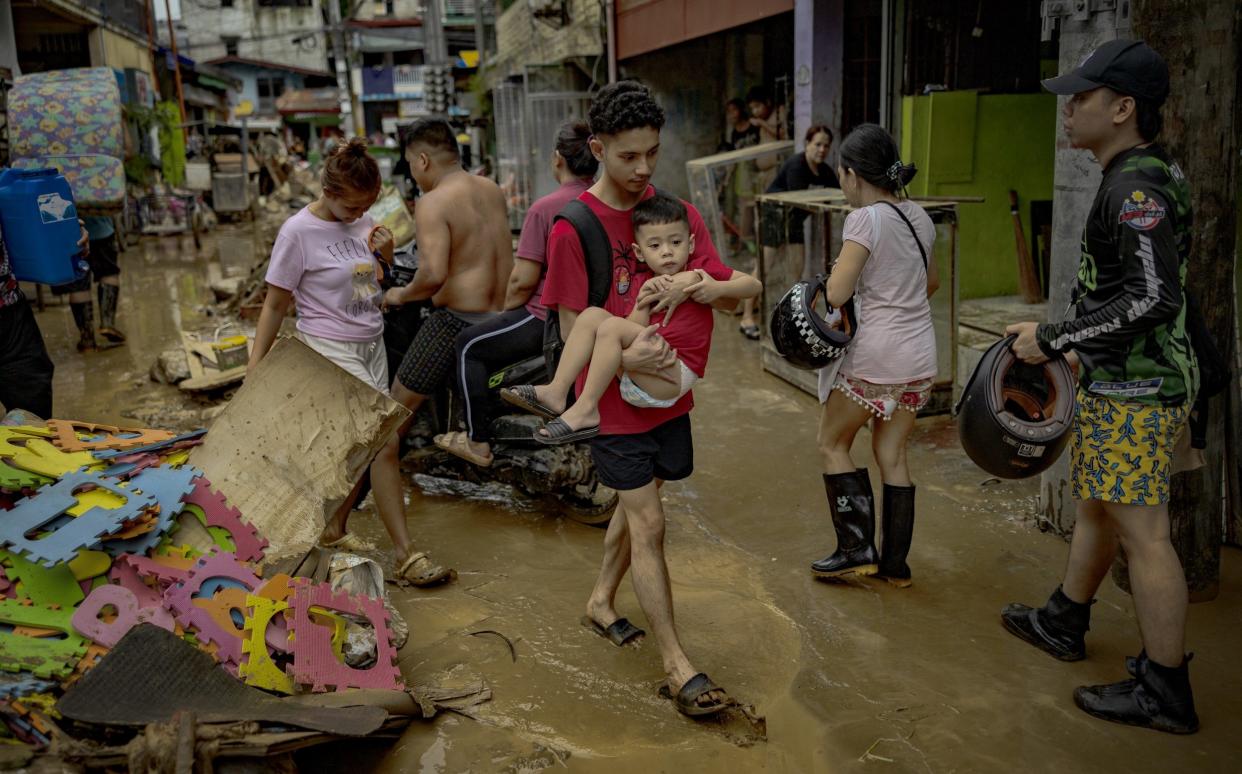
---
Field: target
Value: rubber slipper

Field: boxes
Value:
[658,672,730,718]
[534,417,599,445]
[739,323,761,341]
[581,615,644,647]
[396,551,453,587]
[499,385,560,420]
[434,431,493,467]
[318,532,378,553]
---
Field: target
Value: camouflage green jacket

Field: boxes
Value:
[1037,144,1198,406]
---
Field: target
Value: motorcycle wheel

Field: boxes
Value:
[556,481,618,527]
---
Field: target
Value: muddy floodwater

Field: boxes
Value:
[35,225,1242,772]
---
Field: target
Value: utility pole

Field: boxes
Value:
[162,0,187,141]
[473,0,487,70]
[328,0,363,135]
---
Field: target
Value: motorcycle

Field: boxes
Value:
[381,247,617,526]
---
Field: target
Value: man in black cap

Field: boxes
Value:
[1003,39,1201,734]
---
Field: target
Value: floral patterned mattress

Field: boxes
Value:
[9,68,125,211]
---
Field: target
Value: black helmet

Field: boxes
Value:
[956,335,1077,479]
[769,276,856,371]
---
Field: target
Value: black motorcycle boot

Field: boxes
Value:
[811,471,879,579]
[96,282,126,343]
[1074,651,1199,734]
[1000,586,1092,661]
[70,300,97,352]
[877,484,916,588]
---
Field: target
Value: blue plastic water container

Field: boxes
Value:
[0,167,86,286]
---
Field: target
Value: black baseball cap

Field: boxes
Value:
[1042,39,1169,105]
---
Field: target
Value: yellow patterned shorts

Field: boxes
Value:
[1069,390,1187,505]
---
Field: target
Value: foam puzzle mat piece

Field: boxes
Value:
[187,587,250,665]
[0,472,155,567]
[182,477,267,562]
[0,433,99,478]
[67,550,112,582]
[1,550,85,608]
[0,674,57,699]
[108,557,165,608]
[99,465,198,557]
[47,420,175,453]
[286,580,402,692]
[92,429,207,461]
[164,549,261,664]
[0,460,50,492]
[239,595,294,694]
[0,600,88,679]
[70,584,139,648]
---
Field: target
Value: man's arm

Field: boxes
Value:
[504,257,542,310]
[387,197,449,305]
[1034,187,1182,358]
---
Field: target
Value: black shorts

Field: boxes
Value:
[396,308,474,395]
[51,237,120,295]
[590,413,694,491]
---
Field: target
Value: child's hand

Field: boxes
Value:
[383,286,406,309]
[684,270,723,304]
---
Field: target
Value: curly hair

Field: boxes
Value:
[321,137,381,197]
[588,80,665,137]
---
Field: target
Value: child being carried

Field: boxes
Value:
[503,193,760,443]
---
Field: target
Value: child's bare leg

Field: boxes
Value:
[533,306,613,412]
[551,316,647,433]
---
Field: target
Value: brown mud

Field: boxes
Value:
[36,225,1242,772]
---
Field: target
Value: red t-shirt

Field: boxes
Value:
[541,187,732,435]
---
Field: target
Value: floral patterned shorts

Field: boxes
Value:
[833,374,934,421]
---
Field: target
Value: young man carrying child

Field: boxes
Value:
[516,81,762,718]
[505,193,759,444]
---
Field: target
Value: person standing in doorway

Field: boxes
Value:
[1003,39,1200,734]
[737,85,788,340]
[762,124,840,287]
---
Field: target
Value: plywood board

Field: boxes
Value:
[186,338,410,560]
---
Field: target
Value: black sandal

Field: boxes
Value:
[534,417,599,445]
[500,385,559,420]
[659,673,730,718]
[581,616,645,647]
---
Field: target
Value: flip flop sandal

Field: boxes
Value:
[658,672,730,718]
[318,532,379,553]
[499,385,560,420]
[434,432,494,467]
[739,323,761,341]
[581,615,645,647]
[396,551,454,587]
[534,417,599,445]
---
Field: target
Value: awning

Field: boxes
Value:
[354,28,424,53]
[276,88,341,115]
[182,84,224,108]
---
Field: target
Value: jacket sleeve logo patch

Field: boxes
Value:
[1119,189,1166,231]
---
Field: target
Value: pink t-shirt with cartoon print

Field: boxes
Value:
[265,206,383,342]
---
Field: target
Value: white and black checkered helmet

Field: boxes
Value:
[769,275,856,371]
[956,335,1077,479]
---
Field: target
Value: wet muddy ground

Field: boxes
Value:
[31,225,1242,772]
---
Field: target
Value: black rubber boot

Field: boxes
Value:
[1074,651,1199,734]
[70,300,97,352]
[96,282,126,343]
[811,471,879,579]
[1000,586,1092,661]
[877,484,915,588]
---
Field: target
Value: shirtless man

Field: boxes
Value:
[385,128,511,423]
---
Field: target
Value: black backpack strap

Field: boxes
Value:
[553,199,612,307]
[878,201,928,269]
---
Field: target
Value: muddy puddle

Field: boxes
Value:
[33,225,1242,772]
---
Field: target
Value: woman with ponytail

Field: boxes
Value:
[248,138,452,585]
[810,123,939,589]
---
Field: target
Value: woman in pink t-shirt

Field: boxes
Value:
[810,124,940,590]
[248,138,450,586]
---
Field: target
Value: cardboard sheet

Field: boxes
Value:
[186,338,409,561]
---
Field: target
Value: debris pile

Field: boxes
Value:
[0,417,405,751]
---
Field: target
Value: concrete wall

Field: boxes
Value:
[181,1,330,74]
[900,91,1057,300]
[489,0,601,81]
[220,63,306,113]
